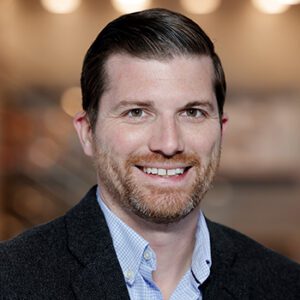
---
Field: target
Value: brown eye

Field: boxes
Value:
[128,108,144,118]
[185,108,203,118]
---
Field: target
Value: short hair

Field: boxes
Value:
[81,8,226,130]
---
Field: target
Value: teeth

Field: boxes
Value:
[158,169,167,176]
[167,169,176,176]
[142,167,185,176]
[151,168,158,174]
[175,168,184,175]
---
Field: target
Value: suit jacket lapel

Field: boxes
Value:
[65,186,130,299]
[202,219,250,299]
[64,187,250,299]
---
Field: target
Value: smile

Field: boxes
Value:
[141,167,189,177]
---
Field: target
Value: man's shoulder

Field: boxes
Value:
[0,186,101,298]
[0,186,127,299]
[0,216,66,260]
[0,215,78,298]
[207,219,299,266]
[206,219,300,298]
[0,185,99,265]
[0,185,99,254]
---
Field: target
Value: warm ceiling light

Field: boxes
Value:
[60,87,82,117]
[180,0,222,14]
[277,0,300,3]
[251,0,290,14]
[41,0,81,14]
[111,0,151,14]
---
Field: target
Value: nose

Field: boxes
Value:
[148,117,184,157]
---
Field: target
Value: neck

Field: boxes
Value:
[148,211,198,300]
[114,203,200,299]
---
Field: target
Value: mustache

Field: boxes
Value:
[126,153,201,167]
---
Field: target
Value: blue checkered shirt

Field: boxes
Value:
[97,189,211,300]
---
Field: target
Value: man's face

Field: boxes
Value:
[79,54,226,224]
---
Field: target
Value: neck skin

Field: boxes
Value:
[145,210,198,300]
[100,188,199,300]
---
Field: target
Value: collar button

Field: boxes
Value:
[143,250,151,260]
[124,270,134,281]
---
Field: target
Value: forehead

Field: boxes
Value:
[104,53,214,83]
[101,53,216,109]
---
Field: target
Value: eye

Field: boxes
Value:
[127,108,145,118]
[182,108,205,118]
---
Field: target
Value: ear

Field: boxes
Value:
[221,112,228,135]
[73,111,94,157]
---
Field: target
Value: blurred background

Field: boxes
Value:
[0,0,299,263]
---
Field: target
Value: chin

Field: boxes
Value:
[123,188,203,224]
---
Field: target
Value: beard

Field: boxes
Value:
[93,143,221,224]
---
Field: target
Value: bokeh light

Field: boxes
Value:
[251,0,290,14]
[41,0,81,14]
[180,0,222,14]
[277,0,300,4]
[111,0,151,13]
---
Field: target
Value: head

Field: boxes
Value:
[75,8,227,225]
[81,8,226,131]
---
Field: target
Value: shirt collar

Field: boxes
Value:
[96,188,211,287]
[97,189,152,285]
[191,210,211,286]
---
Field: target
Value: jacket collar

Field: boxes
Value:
[64,186,249,299]
[65,186,130,299]
[202,219,250,299]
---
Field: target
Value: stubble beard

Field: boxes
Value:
[93,144,221,224]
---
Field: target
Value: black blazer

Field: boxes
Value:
[1,186,299,299]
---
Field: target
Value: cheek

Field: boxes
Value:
[98,125,149,156]
[185,125,221,157]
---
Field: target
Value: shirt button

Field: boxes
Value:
[143,250,151,260]
[124,270,134,281]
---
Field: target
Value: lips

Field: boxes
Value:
[136,166,191,177]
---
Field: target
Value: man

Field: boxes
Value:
[0,8,299,299]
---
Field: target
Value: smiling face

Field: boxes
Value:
[76,54,226,224]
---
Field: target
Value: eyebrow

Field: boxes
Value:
[112,99,215,112]
[181,101,215,111]
[112,100,155,110]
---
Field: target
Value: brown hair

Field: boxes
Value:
[81,8,226,130]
